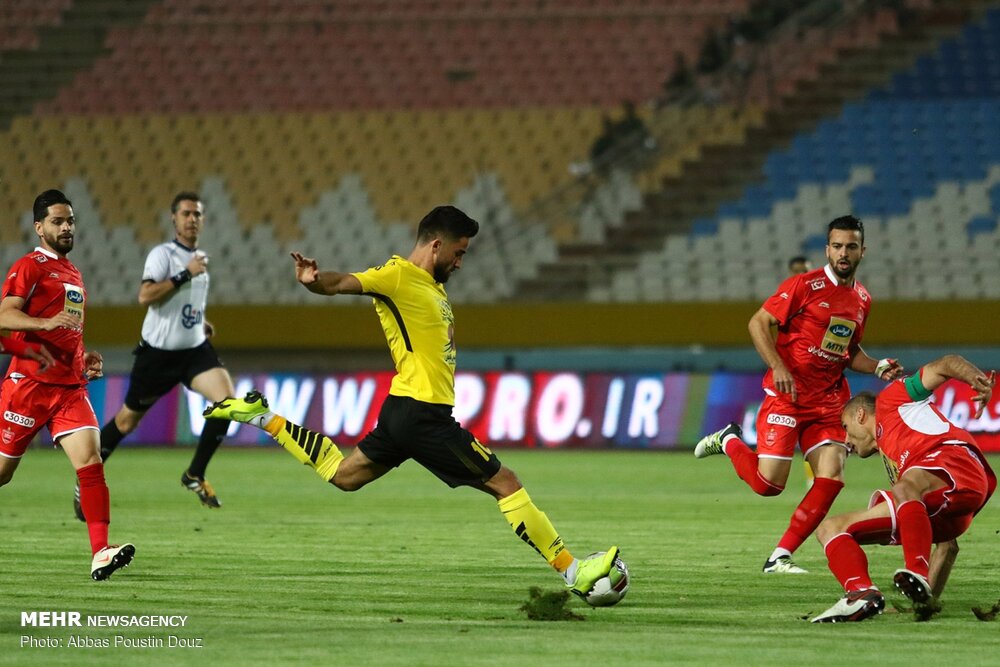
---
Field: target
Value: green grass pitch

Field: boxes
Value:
[2,446,999,666]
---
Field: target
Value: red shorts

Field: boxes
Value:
[0,376,99,458]
[867,445,996,544]
[755,393,846,460]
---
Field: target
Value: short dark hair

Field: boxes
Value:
[827,215,864,245]
[171,191,201,214]
[416,205,479,243]
[787,255,808,269]
[843,391,876,414]
[33,189,72,222]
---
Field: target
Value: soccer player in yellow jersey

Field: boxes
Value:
[204,206,621,598]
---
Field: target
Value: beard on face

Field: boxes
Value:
[46,232,74,255]
[433,263,452,283]
[831,258,856,279]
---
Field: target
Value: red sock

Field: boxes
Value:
[77,463,110,555]
[777,477,844,553]
[824,533,874,592]
[897,500,932,578]
[723,437,784,496]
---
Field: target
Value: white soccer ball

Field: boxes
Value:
[583,552,630,607]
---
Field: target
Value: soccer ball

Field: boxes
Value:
[582,552,630,607]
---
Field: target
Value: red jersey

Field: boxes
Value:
[876,372,985,482]
[761,264,872,407]
[2,247,87,385]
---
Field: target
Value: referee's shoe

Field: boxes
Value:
[181,471,222,508]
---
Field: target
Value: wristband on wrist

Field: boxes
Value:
[170,269,192,288]
[874,358,897,379]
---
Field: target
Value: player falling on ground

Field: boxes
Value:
[810,355,995,622]
[74,192,236,519]
[204,205,621,597]
[0,189,135,580]
[695,216,904,573]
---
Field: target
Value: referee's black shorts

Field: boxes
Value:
[123,340,224,411]
[358,394,502,488]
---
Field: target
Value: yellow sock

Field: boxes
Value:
[498,488,574,572]
[265,416,344,482]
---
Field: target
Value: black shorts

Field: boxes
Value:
[123,340,224,411]
[358,394,502,488]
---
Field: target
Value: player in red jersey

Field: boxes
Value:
[810,355,995,622]
[0,335,55,370]
[0,189,135,580]
[695,216,904,573]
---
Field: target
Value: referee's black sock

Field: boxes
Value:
[188,418,229,479]
[99,419,126,462]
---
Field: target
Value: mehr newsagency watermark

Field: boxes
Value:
[18,611,203,649]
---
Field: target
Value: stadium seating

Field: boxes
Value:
[5,1,996,306]
[0,0,72,53]
[601,7,1000,303]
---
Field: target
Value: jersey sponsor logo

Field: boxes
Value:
[779,291,789,299]
[809,279,825,290]
[49,272,59,279]
[819,301,830,308]
[63,283,84,320]
[830,324,852,337]
[4,411,35,428]
[899,450,910,469]
[34,255,47,263]
[181,304,203,329]
[766,413,797,428]
[807,344,842,363]
[819,316,856,356]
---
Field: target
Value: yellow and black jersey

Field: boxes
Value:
[352,255,456,405]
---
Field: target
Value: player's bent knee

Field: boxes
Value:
[750,471,784,496]
[330,474,367,492]
[815,516,845,543]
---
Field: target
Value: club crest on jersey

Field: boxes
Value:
[766,414,797,428]
[181,304,203,329]
[765,428,778,445]
[4,411,35,428]
[819,316,856,356]
[2,427,14,444]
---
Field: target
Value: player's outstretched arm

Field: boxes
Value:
[917,354,994,416]
[929,539,959,599]
[850,346,904,380]
[289,252,362,296]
